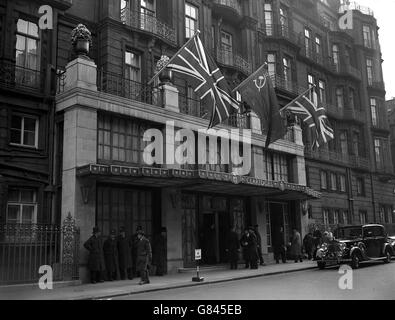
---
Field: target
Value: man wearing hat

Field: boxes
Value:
[152,227,167,276]
[254,225,265,266]
[103,229,118,281]
[132,226,143,277]
[83,227,106,284]
[117,226,133,280]
[136,229,152,285]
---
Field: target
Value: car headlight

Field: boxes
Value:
[339,243,346,251]
[321,243,328,251]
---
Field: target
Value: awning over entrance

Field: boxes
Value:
[76,164,321,200]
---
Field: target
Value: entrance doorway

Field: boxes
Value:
[269,202,289,251]
[200,211,230,264]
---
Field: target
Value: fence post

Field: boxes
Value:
[61,212,80,281]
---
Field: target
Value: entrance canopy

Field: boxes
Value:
[77,164,321,200]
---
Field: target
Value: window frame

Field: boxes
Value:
[185,2,198,39]
[10,113,39,149]
[6,188,38,224]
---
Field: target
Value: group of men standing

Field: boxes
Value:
[226,225,265,270]
[83,226,167,285]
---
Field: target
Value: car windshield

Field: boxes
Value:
[335,227,362,240]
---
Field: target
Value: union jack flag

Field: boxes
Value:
[160,32,240,128]
[283,87,334,149]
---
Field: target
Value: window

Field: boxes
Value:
[374,138,381,168]
[283,56,292,90]
[267,53,276,78]
[264,2,273,36]
[98,113,158,165]
[308,74,315,101]
[330,173,337,191]
[318,80,326,104]
[323,209,329,226]
[320,171,327,190]
[125,50,141,83]
[370,98,378,126]
[339,175,346,192]
[16,19,40,87]
[265,153,289,182]
[340,131,348,155]
[220,31,233,65]
[379,206,385,223]
[185,3,198,39]
[341,210,349,225]
[140,0,156,32]
[366,58,373,85]
[304,28,311,57]
[352,132,359,157]
[349,88,355,109]
[363,25,372,48]
[7,188,37,224]
[279,6,288,36]
[333,210,339,224]
[359,210,367,224]
[10,114,38,148]
[315,36,322,57]
[356,177,365,196]
[332,44,340,71]
[336,87,344,108]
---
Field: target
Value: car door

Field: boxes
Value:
[363,226,383,258]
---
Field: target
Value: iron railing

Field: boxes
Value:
[258,24,301,46]
[326,104,365,123]
[215,48,252,75]
[339,1,374,17]
[305,144,370,170]
[0,60,44,92]
[97,69,161,106]
[213,0,242,15]
[121,8,176,44]
[0,215,79,285]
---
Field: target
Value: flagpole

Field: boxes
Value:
[232,62,268,93]
[147,30,201,85]
[279,85,315,113]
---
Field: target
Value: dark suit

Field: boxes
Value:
[226,231,240,269]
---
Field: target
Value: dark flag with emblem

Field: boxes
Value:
[149,31,239,128]
[281,86,334,149]
[233,64,287,148]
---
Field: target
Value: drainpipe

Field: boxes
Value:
[370,172,376,223]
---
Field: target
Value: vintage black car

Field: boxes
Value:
[389,235,395,258]
[316,224,393,269]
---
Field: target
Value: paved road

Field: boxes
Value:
[114,261,395,300]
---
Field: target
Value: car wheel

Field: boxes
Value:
[384,250,391,264]
[317,261,326,270]
[351,253,360,269]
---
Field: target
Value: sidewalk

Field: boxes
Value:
[0,261,316,300]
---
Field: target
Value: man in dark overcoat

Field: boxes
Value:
[247,226,259,269]
[226,226,240,270]
[312,227,322,260]
[254,225,265,266]
[136,229,152,285]
[117,226,133,280]
[83,226,106,284]
[240,228,251,268]
[132,225,143,277]
[273,226,287,264]
[152,227,167,276]
[103,229,118,281]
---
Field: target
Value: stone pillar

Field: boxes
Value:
[64,57,98,92]
[58,56,98,282]
[160,83,179,113]
[162,188,184,273]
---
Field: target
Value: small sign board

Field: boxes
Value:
[195,249,202,261]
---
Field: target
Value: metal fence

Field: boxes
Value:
[0,214,80,285]
[0,60,44,92]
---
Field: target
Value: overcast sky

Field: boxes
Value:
[355,0,395,100]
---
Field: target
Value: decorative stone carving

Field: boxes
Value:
[71,24,92,56]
